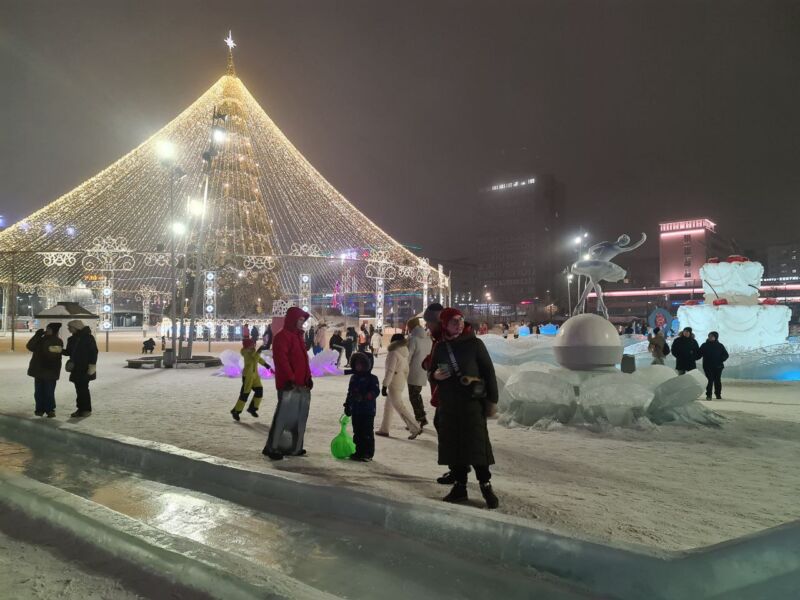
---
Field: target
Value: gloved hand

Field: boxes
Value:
[381,386,388,397]
[87,364,97,377]
[36,328,45,335]
[283,382,295,391]
[306,379,314,390]
[485,403,498,418]
[343,405,352,417]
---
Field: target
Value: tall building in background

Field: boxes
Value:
[472,173,566,304]
[659,218,729,287]
[767,242,800,280]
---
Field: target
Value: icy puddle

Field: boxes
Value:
[0,438,593,600]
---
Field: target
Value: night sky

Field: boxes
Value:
[2,0,799,262]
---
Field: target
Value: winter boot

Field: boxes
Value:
[46,411,56,418]
[262,447,283,460]
[34,410,44,417]
[443,483,468,503]
[246,405,259,418]
[71,410,91,418]
[230,409,241,422]
[437,467,471,485]
[437,471,456,485]
[480,483,499,509]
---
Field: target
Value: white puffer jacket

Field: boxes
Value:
[382,340,409,391]
[406,325,432,387]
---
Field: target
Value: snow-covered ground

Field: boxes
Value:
[2,335,799,552]
[0,528,144,600]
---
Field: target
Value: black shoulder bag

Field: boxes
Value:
[444,342,487,400]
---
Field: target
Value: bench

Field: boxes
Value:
[126,356,163,369]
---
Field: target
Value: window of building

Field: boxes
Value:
[683,234,691,243]
[684,245,692,256]
[684,256,692,267]
[684,268,692,278]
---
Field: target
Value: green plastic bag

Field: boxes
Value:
[330,414,356,459]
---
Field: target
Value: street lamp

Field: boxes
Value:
[566,273,574,314]
[158,140,186,366]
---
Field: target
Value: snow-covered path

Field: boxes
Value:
[2,348,799,551]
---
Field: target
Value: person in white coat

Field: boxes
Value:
[376,334,421,439]
[405,317,431,427]
[370,328,383,357]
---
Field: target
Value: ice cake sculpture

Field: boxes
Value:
[677,257,790,352]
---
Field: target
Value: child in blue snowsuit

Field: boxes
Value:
[343,352,380,462]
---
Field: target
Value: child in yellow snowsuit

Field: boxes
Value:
[231,338,271,421]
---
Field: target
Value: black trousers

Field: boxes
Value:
[449,465,490,485]
[351,414,375,458]
[407,385,427,422]
[704,367,723,398]
[74,380,91,412]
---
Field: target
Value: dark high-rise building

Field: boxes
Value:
[767,242,800,280]
[472,173,566,305]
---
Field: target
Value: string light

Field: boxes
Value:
[0,36,445,310]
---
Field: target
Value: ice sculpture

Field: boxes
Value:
[214,348,342,379]
[678,258,791,352]
[571,233,647,319]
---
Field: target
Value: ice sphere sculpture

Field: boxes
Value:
[553,314,622,370]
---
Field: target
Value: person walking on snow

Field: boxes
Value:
[370,328,383,358]
[431,308,499,509]
[62,320,98,418]
[329,329,346,367]
[405,317,431,427]
[376,333,421,439]
[313,323,328,355]
[647,327,669,365]
[263,307,313,460]
[672,327,700,374]
[26,323,64,418]
[231,338,271,421]
[698,331,729,400]
[343,352,380,461]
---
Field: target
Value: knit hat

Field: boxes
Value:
[242,338,256,349]
[406,317,421,331]
[47,322,62,335]
[439,307,464,328]
[67,320,85,332]
[423,303,444,324]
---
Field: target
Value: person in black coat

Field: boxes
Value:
[698,331,729,400]
[343,352,380,461]
[62,320,98,418]
[263,324,273,350]
[142,338,156,354]
[329,330,346,367]
[671,327,700,374]
[344,327,357,366]
[431,307,499,509]
[26,323,64,417]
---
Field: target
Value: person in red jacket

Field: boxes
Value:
[263,306,313,460]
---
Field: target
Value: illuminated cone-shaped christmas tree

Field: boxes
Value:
[0,33,446,319]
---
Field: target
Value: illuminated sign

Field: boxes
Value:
[659,219,716,233]
[490,177,535,191]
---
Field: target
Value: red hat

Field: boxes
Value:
[439,307,463,327]
[242,338,256,349]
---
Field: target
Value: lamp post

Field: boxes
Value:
[187,109,227,359]
[566,273,573,314]
[157,140,186,366]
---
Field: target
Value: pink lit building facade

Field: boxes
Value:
[659,218,729,287]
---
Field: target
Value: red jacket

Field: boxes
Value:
[272,307,312,390]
